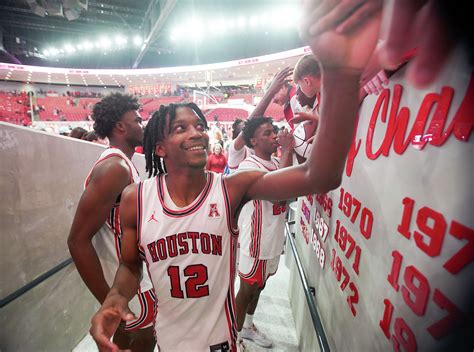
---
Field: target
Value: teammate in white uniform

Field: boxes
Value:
[89,13,381,351]
[138,171,239,351]
[235,117,294,348]
[227,67,297,173]
[68,93,156,351]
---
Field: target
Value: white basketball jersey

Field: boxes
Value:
[227,138,254,173]
[138,172,239,351]
[84,147,153,294]
[237,155,287,259]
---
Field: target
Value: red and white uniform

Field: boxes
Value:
[237,155,287,260]
[138,172,239,351]
[85,147,155,331]
[227,139,254,174]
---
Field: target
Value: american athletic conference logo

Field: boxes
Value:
[208,203,220,218]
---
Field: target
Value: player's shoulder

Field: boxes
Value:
[89,156,131,185]
[121,182,139,202]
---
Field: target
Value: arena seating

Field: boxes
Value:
[228,94,254,104]
[205,108,249,121]
[140,96,184,120]
[0,92,31,126]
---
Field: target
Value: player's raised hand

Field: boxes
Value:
[90,293,136,352]
[378,0,455,87]
[277,128,295,151]
[300,0,382,73]
[267,67,294,95]
[301,0,382,37]
[290,111,319,125]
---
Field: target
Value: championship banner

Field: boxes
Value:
[294,48,473,351]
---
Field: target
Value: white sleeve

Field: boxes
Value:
[227,139,247,171]
[237,160,261,172]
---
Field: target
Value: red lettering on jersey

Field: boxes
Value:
[166,234,178,258]
[209,203,220,217]
[156,238,167,260]
[147,232,223,261]
[211,234,222,256]
[188,231,200,253]
[178,232,189,255]
[200,233,211,254]
[147,242,159,262]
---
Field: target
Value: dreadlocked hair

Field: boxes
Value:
[92,93,140,138]
[143,102,208,178]
[242,116,273,148]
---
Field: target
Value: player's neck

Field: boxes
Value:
[164,168,208,207]
[108,138,135,160]
[254,149,272,161]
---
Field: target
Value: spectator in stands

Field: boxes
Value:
[293,54,321,116]
[69,126,88,139]
[83,131,106,145]
[58,126,71,136]
[206,143,227,174]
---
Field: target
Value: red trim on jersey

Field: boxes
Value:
[246,156,279,172]
[85,152,136,187]
[239,255,260,279]
[125,290,155,331]
[284,86,296,129]
[137,182,143,246]
[224,234,238,351]
[156,172,214,218]
[249,200,262,258]
[221,176,239,236]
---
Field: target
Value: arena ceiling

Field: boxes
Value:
[0,0,304,70]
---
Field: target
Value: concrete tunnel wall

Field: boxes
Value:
[0,122,147,351]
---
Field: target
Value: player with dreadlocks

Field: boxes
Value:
[142,103,208,177]
[89,11,381,351]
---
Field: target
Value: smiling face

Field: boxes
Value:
[155,106,209,170]
[213,144,223,155]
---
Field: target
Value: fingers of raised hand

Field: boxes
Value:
[379,0,426,70]
[309,0,367,36]
[276,67,294,81]
[336,0,383,33]
[290,112,318,124]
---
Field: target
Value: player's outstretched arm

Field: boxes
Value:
[227,8,381,205]
[89,183,143,351]
[249,67,293,119]
[67,158,131,304]
[231,67,294,151]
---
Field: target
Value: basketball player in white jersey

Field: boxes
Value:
[68,93,155,351]
[227,67,295,173]
[235,117,294,348]
[89,10,381,351]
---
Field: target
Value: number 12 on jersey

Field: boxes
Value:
[167,264,210,298]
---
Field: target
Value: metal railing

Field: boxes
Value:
[0,258,73,308]
[285,221,330,352]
